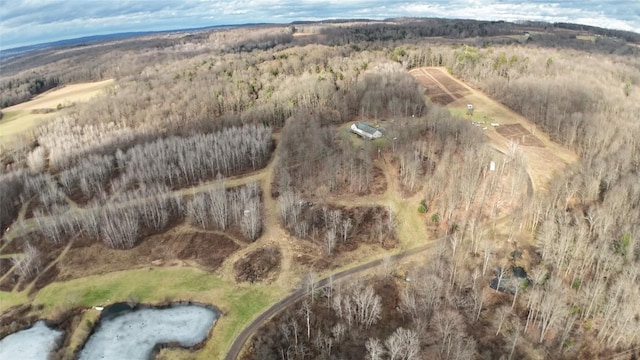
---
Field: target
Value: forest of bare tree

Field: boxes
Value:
[0,18,638,360]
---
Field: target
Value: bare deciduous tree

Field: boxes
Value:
[366,338,386,360]
[11,242,41,278]
[100,207,139,249]
[385,327,420,360]
[240,195,262,241]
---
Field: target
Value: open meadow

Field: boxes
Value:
[0,80,114,146]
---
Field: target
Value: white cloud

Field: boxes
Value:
[0,0,638,50]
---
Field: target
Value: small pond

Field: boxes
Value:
[77,303,218,360]
[0,321,63,360]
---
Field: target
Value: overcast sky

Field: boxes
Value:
[1,0,638,50]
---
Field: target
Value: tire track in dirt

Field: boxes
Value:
[257,149,295,285]
[411,68,460,102]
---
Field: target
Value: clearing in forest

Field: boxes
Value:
[409,67,577,193]
[495,123,545,147]
[410,67,470,105]
[0,79,114,145]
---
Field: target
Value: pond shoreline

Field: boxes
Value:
[0,301,221,360]
[76,301,220,360]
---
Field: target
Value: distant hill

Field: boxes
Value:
[0,23,270,61]
[0,32,155,60]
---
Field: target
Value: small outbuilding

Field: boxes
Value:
[350,122,383,140]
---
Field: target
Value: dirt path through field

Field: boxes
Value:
[217,143,299,287]
[323,156,430,249]
[410,67,578,194]
[216,131,433,358]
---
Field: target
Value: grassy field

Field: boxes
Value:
[0,110,56,145]
[0,290,28,312]
[61,309,101,359]
[0,79,114,146]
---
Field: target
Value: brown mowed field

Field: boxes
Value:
[430,93,457,105]
[495,123,545,147]
[424,68,470,95]
[410,68,469,105]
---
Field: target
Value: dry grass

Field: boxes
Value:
[3,79,114,112]
[0,79,114,146]
[576,35,596,42]
[0,110,55,145]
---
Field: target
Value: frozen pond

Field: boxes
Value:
[0,321,62,360]
[78,304,218,360]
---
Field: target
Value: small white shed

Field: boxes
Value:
[351,122,383,140]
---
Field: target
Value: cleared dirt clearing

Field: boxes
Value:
[411,68,469,105]
[410,67,578,193]
[495,123,545,147]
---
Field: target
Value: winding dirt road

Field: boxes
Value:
[225,68,579,359]
[224,241,436,360]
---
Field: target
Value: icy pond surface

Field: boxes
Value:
[78,304,218,360]
[0,321,62,360]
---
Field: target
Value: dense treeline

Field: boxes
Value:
[3,18,635,109]
[554,22,640,44]
[31,123,271,203]
[278,196,396,255]
[29,184,183,249]
[431,44,640,355]
[187,182,263,241]
[246,244,493,359]
[0,171,24,231]
[319,18,520,43]
[0,123,272,252]
[1,17,638,359]
[17,181,263,250]
[0,76,61,108]
[208,26,294,52]
[275,110,377,196]
[118,124,272,189]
